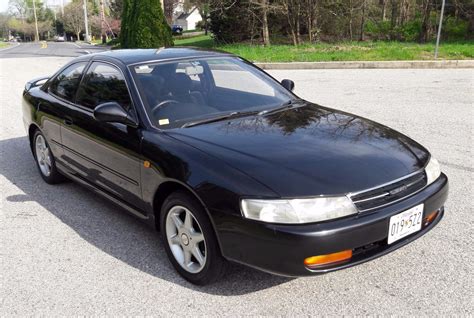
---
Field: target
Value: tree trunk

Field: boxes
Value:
[419,0,432,43]
[285,2,298,46]
[390,0,398,28]
[76,31,80,41]
[453,0,460,19]
[290,30,297,46]
[308,14,313,42]
[307,0,318,42]
[313,2,318,42]
[262,0,270,46]
[296,3,301,44]
[389,0,399,39]
[359,0,366,41]
[380,0,386,21]
[399,0,410,26]
[289,15,298,46]
[349,0,353,40]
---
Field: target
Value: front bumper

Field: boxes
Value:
[217,173,448,276]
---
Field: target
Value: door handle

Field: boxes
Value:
[64,118,73,126]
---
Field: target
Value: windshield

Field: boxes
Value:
[131,57,293,129]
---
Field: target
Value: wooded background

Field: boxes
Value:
[192,0,474,45]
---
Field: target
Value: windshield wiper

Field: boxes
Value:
[258,100,294,116]
[182,110,259,128]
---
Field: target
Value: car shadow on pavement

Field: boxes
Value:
[2,136,292,295]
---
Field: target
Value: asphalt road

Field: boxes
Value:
[1,45,473,315]
[0,41,108,58]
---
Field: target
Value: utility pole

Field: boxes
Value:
[61,0,64,15]
[83,0,90,42]
[32,0,40,42]
[53,8,58,36]
[434,0,446,59]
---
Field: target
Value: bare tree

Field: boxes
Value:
[247,0,271,45]
[303,0,319,42]
[163,0,180,24]
[62,2,84,41]
[260,0,270,45]
[8,0,29,18]
[279,0,302,45]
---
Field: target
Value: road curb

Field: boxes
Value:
[255,60,474,70]
[0,43,20,52]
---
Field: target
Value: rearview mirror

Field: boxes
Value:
[94,102,138,127]
[185,65,204,76]
[281,79,295,91]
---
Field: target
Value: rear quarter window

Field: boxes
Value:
[49,62,87,102]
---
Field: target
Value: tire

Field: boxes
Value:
[32,130,64,184]
[160,191,226,285]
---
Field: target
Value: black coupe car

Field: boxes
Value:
[22,48,448,285]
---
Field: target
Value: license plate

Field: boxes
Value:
[387,204,423,244]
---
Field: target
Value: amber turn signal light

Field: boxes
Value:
[423,210,438,226]
[304,250,352,268]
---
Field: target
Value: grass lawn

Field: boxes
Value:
[0,42,10,49]
[174,35,474,62]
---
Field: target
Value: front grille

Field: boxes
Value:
[350,171,427,212]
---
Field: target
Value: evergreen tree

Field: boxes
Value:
[120,0,173,48]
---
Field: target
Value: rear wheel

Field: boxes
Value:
[33,130,64,184]
[160,191,226,285]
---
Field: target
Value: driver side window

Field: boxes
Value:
[76,62,132,111]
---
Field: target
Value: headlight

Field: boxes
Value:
[241,196,358,224]
[425,156,441,185]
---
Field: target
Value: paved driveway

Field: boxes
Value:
[0,42,108,58]
[1,56,473,315]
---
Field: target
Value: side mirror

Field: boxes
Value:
[281,79,295,91]
[25,76,49,91]
[93,102,138,127]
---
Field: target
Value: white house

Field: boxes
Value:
[174,7,202,31]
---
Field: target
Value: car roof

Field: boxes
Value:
[81,47,234,66]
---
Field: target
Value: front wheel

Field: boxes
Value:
[160,191,226,285]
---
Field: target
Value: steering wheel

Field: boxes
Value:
[151,99,179,116]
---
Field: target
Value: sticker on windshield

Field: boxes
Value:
[159,119,170,126]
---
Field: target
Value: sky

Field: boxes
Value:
[0,0,71,13]
[0,0,8,13]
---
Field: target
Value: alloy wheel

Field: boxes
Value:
[35,134,52,177]
[165,205,207,273]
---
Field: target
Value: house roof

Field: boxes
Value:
[176,7,197,20]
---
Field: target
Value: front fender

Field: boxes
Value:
[139,130,278,220]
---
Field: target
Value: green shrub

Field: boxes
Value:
[365,20,392,40]
[195,20,206,30]
[396,19,422,42]
[443,17,469,40]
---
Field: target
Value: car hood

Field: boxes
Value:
[167,103,429,197]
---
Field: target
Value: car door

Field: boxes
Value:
[60,60,144,212]
[40,62,88,166]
